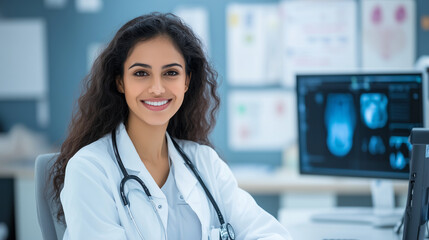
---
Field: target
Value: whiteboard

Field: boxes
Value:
[0,19,47,99]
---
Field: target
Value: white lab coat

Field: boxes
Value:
[61,123,292,240]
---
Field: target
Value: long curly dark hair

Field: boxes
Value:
[51,12,220,222]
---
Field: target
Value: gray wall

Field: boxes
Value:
[0,0,428,165]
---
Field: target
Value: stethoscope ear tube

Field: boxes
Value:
[120,178,129,206]
[113,131,152,205]
[171,138,236,240]
[170,139,225,224]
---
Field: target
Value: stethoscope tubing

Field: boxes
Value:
[170,138,226,225]
[112,131,166,239]
[111,129,234,240]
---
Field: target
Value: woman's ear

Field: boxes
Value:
[185,73,191,92]
[116,76,124,93]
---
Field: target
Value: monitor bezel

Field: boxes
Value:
[296,72,425,180]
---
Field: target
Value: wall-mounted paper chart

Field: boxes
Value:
[361,0,415,70]
[280,0,358,87]
[0,20,47,99]
[228,90,296,151]
[227,4,282,86]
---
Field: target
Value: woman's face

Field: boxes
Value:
[118,35,189,128]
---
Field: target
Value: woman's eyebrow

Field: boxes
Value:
[162,63,183,69]
[128,62,183,70]
[128,63,151,70]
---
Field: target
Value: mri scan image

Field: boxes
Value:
[360,93,388,129]
[389,136,412,170]
[325,93,356,157]
[368,135,386,155]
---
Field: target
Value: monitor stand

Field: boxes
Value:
[310,179,403,227]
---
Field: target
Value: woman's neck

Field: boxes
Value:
[125,116,168,166]
[125,116,170,188]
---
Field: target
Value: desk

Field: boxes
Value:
[235,168,408,195]
[0,159,35,178]
[235,168,409,210]
[279,208,402,240]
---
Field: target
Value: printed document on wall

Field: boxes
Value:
[280,0,357,87]
[228,90,296,151]
[175,7,210,54]
[361,0,415,70]
[0,20,47,99]
[227,4,282,86]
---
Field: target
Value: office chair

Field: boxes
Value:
[35,153,66,240]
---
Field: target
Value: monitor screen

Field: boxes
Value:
[296,73,423,179]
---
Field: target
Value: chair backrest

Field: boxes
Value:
[35,153,66,240]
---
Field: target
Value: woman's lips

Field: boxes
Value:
[141,99,171,111]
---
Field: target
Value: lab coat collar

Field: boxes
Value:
[114,123,198,199]
[166,133,199,200]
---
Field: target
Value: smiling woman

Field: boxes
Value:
[50,12,292,240]
[118,36,189,129]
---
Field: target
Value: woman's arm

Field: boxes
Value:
[206,147,293,240]
[60,156,127,240]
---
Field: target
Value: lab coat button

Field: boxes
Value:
[179,195,184,200]
[158,204,162,209]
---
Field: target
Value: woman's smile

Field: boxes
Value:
[141,98,172,111]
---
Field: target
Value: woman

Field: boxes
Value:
[51,12,292,240]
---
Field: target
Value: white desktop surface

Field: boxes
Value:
[279,208,402,240]
[234,168,408,195]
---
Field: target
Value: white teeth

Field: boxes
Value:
[144,100,168,106]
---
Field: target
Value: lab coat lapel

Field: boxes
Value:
[166,133,211,236]
[115,123,165,199]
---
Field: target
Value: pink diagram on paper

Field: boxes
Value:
[239,125,251,140]
[366,4,407,60]
[276,101,285,116]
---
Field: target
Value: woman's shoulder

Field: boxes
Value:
[66,134,113,175]
[175,138,217,157]
[173,138,224,168]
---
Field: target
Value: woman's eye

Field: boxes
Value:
[165,71,178,76]
[134,71,148,77]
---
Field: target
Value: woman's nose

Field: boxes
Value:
[148,77,165,95]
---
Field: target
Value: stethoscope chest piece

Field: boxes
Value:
[220,223,235,240]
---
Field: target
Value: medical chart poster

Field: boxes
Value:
[228,90,297,151]
[280,0,358,87]
[361,0,415,70]
[227,4,282,86]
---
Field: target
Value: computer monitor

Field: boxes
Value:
[296,72,424,226]
[297,72,423,179]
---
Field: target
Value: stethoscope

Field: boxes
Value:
[111,130,235,240]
